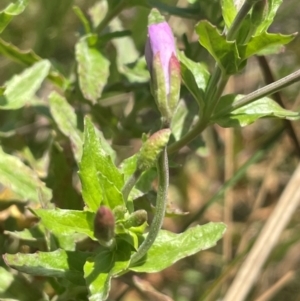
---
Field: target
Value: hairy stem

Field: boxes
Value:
[212,68,300,119]
[257,56,300,156]
[122,169,142,203]
[226,0,258,41]
[130,147,169,265]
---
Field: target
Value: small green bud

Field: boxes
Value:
[93,206,115,247]
[137,129,171,170]
[113,205,127,221]
[148,8,165,25]
[123,210,148,229]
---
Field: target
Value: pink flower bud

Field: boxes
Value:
[145,9,181,126]
[145,21,178,94]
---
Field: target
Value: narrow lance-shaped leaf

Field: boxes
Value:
[195,20,240,74]
[76,35,110,103]
[84,240,132,301]
[130,223,226,273]
[0,38,68,88]
[221,0,237,29]
[256,0,283,35]
[98,173,125,209]
[49,92,83,162]
[84,249,114,301]
[212,94,300,127]
[79,117,124,212]
[0,0,28,33]
[239,32,296,59]
[171,98,199,141]
[0,147,52,203]
[0,60,51,110]
[33,208,96,240]
[119,155,138,182]
[4,249,90,286]
[178,51,209,111]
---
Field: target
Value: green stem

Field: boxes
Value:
[121,169,142,203]
[167,118,206,155]
[73,6,91,34]
[212,68,300,119]
[96,1,127,33]
[167,73,228,155]
[167,0,256,155]
[226,0,258,41]
[257,56,300,156]
[130,147,169,265]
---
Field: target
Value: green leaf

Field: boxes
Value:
[178,51,209,110]
[256,0,282,35]
[49,92,83,162]
[130,223,226,273]
[0,60,51,110]
[0,38,67,88]
[4,249,90,286]
[0,266,44,301]
[98,173,125,209]
[33,208,96,240]
[110,17,139,67]
[84,249,114,301]
[4,225,45,242]
[79,117,124,212]
[221,0,237,29]
[0,37,40,64]
[73,6,91,35]
[95,128,117,162]
[76,35,110,103]
[0,147,52,203]
[195,20,240,74]
[0,0,28,33]
[47,143,82,210]
[88,1,108,28]
[171,98,199,141]
[84,239,132,301]
[212,94,300,127]
[239,32,296,59]
[119,155,137,182]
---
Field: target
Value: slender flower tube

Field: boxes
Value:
[145,9,181,127]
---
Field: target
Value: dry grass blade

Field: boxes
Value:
[223,163,300,301]
[132,276,174,301]
[254,271,296,301]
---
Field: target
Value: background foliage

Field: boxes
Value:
[1,0,300,301]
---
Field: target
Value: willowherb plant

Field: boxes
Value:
[1,0,300,300]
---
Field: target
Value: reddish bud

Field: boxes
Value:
[93,206,115,247]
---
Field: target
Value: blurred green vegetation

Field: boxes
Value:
[0,0,300,301]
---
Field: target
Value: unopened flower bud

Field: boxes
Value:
[123,210,148,229]
[113,205,127,221]
[145,9,181,126]
[137,129,171,170]
[93,206,115,247]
